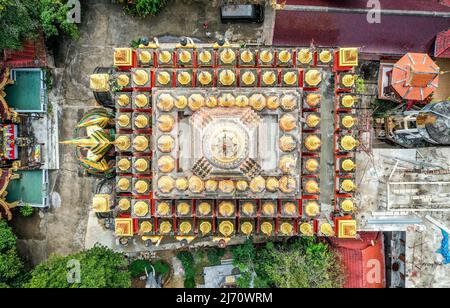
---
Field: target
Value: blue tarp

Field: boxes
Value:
[437,229,450,265]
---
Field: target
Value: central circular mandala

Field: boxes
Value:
[203,120,249,169]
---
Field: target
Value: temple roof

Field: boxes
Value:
[435,29,450,59]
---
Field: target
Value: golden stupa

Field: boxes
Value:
[266,177,279,192]
[279,155,296,174]
[175,177,189,191]
[206,96,218,108]
[219,180,235,194]
[178,50,192,64]
[117,158,131,171]
[133,135,149,152]
[134,201,149,217]
[219,221,234,237]
[341,199,355,212]
[342,95,356,108]
[262,71,277,85]
[341,179,356,192]
[135,94,149,108]
[278,50,291,63]
[219,69,236,86]
[140,221,152,233]
[118,178,130,191]
[175,95,188,109]
[219,201,235,217]
[281,94,297,111]
[118,198,131,211]
[240,50,254,64]
[115,135,131,151]
[340,135,359,151]
[188,93,205,111]
[158,50,172,64]
[134,114,148,129]
[219,93,235,107]
[305,179,320,194]
[117,94,130,107]
[241,202,255,216]
[306,93,321,107]
[241,222,253,235]
[283,72,297,86]
[279,114,297,132]
[235,95,249,107]
[305,201,320,217]
[157,135,174,153]
[93,196,109,213]
[158,155,175,173]
[259,50,273,64]
[283,202,297,216]
[157,176,175,193]
[133,70,149,86]
[199,221,212,235]
[305,158,319,173]
[341,159,356,172]
[319,50,332,63]
[159,221,172,235]
[117,74,130,87]
[198,202,212,216]
[280,222,293,235]
[157,94,175,111]
[198,50,212,64]
[262,202,276,216]
[236,180,248,192]
[157,71,171,85]
[305,70,322,87]
[177,71,192,85]
[205,180,218,192]
[179,221,192,235]
[139,51,152,64]
[342,74,355,87]
[260,222,273,236]
[177,202,191,216]
[300,223,313,236]
[134,158,148,172]
[118,114,130,128]
[250,176,266,193]
[342,115,357,129]
[306,114,321,128]
[90,74,109,92]
[304,135,321,151]
[188,176,204,193]
[279,135,297,152]
[249,94,266,111]
[320,223,334,236]
[297,48,312,64]
[279,176,296,193]
[267,96,280,110]
[198,71,212,86]
[241,71,256,86]
[157,114,175,132]
[135,180,149,194]
[220,48,236,64]
[157,201,171,216]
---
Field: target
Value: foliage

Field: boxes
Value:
[0,220,24,286]
[39,0,79,40]
[355,77,366,94]
[20,204,34,217]
[207,247,226,266]
[176,251,196,288]
[26,245,131,288]
[120,0,167,18]
[129,259,169,278]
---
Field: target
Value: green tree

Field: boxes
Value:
[0,220,24,287]
[119,0,167,17]
[39,0,79,39]
[26,245,131,288]
[176,251,196,288]
[20,204,34,217]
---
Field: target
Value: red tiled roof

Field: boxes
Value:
[435,30,450,58]
[1,33,47,68]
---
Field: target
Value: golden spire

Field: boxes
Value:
[134,201,149,216]
[198,50,212,64]
[280,222,293,235]
[297,48,312,64]
[241,71,256,85]
[342,115,357,129]
[305,201,320,217]
[135,180,148,194]
[300,223,313,236]
[159,221,172,234]
[320,223,334,236]
[305,70,322,87]
[341,179,356,192]
[139,51,152,64]
[259,50,273,63]
[262,71,277,85]
[241,222,253,235]
[341,159,356,172]
[159,50,172,64]
[319,50,332,63]
[176,177,189,191]
[305,158,319,172]
[342,74,355,87]
[134,158,148,172]
[306,114,321,128]
[178,71,192,85]
[279,114,297,131]
[305,179,320,194]
[304,135,321,151]
[342,95,356,108]
[220,48,236,64]
[219,201,235,217]
[179,221,192,234]
[188,94,204,111]
[240,50,254,63]
[176,95,188,109]
[340,135,359,151]
[219,221,234,237]
[341,199,355,212]
[134,114,148,129]
[117,158,131,171]
[135,94,149,108]
[260,222,273,236]
[157,71,171,85]
[117,114,130,127]
[198,71,212,86]
[133,135,149,152]
[219,69,236,86]
[198,202,212,216]
[178,50,191,63]
[283,72,297,85]
[133,70,149,86]
[199,221,212,235]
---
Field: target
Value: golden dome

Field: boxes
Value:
[341,199,355,212]
[157,94,174,112]
[241,202,255,216]
[266,177,279,192]
[159,50,172,64]
[241,71,256,86]
[280,222,293,235]
[279,114,297,132]
[259,50,273,63]
[135,94,149,108]
[262,71,277,85]
[305,201,320,217]
[205,180,218,192]
[340,135,359,151]
[134,201,149,217]
[305,70,322,87]
[135,180,149,194]
[305,179,320,194]
[235,95,249,107]
[177,71,192,85]
[118,178,130,191]
[117,114,130,127]
[279,155,296,174]
[306,93,321,108]
[175,95,188,109]
[93,197,108,213]
[157,176,175,193]
[300,223,313,236]
[219,69,236,86]
[320,223,334,236]
[117,74,130,87]
[178,50,192,63]
[133,70,149,86]
[158,155,175,173]
[281,94,297,111]
[297,48,312,64]
[157,135,175,153]
[157,202,171,216]
[278,50,291,63]
[249,94,266,111]
[241,222,253,235]
[342,74,355,87]
[198,71,212,86]
[319,50,332,63]
[115,135,131,151]
[117,158,131,171]
[206,96,218,108]
[341,179,356,192]
[219,93,235,107]
[283,202,297,215]
[117,94,130,107]
[262,202,276,216]
[134,115,148,129]
[342,95,356,108]
[220,48,236,64]
[267,96,280,110]
[179,221,192,235]
[159,221,172,235]
[140,221,152,233]
[236,180,248,192]
[198,202,212,216]
[305,158,319,173]
[306,114,321,128]
[198,50,212,64]
[199,221,212,235]
[157,114,175,132]
[240,50,254,63]
[139,51,152,64]
[134,158,148,172]
[175,177,189,191]
[260,222,273,236]
[341,159,356,172]
[177,202,191,216]
[90,74,109,91]
[157,71,171,85]
[133,135,149,152]
[304,135,321,151]
[342,115,357,129]
[219,201,235,217]
[283,72,297,86]
[188,94,204,111]
[279,176,297,193]
[219,221,234,237]
[219,180,235,194]
[250,176,266,193]
[279,135,297,152]
[118,198,131,211]
[188,176,204,193]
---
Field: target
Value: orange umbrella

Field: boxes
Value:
[391,53,439,101]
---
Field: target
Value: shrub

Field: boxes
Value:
[120,0,167,18]
[20,204,34,217]
[207,247,226,266]
[129,259,152,278]
[176,251,196,288]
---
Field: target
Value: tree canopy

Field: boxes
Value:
[0,220,24,287]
